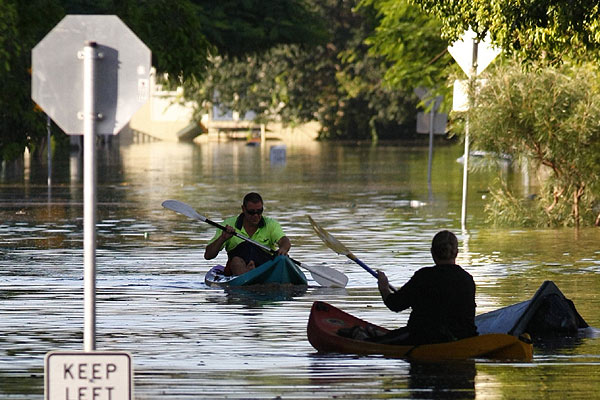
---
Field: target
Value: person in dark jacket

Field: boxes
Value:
[373,230,478,345]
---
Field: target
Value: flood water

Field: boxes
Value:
[1,139,599,399]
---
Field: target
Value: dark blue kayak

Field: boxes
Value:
[475,280,589,339]
[204,255,308,286]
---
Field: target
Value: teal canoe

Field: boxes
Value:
[204,255,308,286]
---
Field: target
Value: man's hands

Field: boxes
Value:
[276,236,291,256]
[204,225,235,260]
[221,225,235,240]
[377,270,392,301]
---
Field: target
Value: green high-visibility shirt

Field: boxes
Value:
[208,213,285,254]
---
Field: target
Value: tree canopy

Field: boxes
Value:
[191,0,418,141]
[468,61,600,227]
[358,0,451,91]
[0,0,326,161]
[408,0,600,63]
[0,0,64,161]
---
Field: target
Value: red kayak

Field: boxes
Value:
[307,301,533,361]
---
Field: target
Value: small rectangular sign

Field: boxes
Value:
[45,351,132,400]
[416,112,447,134]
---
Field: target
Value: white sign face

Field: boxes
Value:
[45,351,132,400]
[448,29,500,77]
[32,15,151,135]
[452,79,470,112]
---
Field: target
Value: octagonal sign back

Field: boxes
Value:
[32,15,151,135]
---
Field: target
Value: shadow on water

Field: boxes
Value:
[305,354,475,399]
[408,361,476,399]
[0,370,44,398]
[534,327,600,354]
[205,284,309,308]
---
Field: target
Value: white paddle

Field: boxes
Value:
[162,199,348,288]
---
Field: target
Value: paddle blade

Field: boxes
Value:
[162,200,206,221]
[303,263,348,288]
[307,215,351,256]
[307,215,396,292]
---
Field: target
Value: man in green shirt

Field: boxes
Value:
[204,192,291,275]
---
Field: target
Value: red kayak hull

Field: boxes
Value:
[307,301,533,361]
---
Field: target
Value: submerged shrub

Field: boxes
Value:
[463,60,600,227]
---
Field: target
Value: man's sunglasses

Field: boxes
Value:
[245,208,263,215]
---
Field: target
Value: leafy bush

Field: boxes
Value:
[465,60,600,227]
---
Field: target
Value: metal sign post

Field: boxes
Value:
[47,115,52,201]
[414,88,444,195]
[83,41,98,351]
[448,30,500,229]
[461,40,478,230]
[32,15,150,399]
[425,96,443,186]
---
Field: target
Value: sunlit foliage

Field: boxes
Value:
[190,0,418,141]
[466,61,600,227]
[408,0,600,63]
[358,0,452,91]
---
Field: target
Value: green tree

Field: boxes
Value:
[408,0,600,63]
[195,0,326,58]
[358,0,451,91]
[0,0,325,161]
[120,0,326,82]
[364,0,600,227]
[0,0,64,162]
[325,0,417,140]
[467,61,600,227]
[193,0,417,141]
[196,45,325,126]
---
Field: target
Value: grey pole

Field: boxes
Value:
[47,115,52,202]
[461,39,478,230]
[83,41,98,352]
[47,115,52,187]
[427,99,435,185]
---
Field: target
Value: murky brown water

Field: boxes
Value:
[1,140,599,399]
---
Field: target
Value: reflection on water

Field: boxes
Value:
[1,140,599,399]
[409,361,476,399]
[214,284,309,308]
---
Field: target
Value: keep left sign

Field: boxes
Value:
[45,352,132,400]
